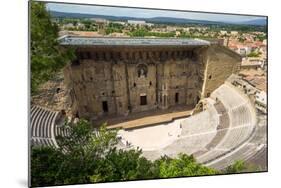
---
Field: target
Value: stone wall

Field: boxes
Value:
[63,47,206,119]
[63,44,241,119]
[202,44,241,98]
[32,71,72,115]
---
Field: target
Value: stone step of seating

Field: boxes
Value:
[30,107,39,136]
[32,107,58,138]
[197,123,255,165]
[30,105,36,114]
[249,125,267,144]
[30,105,60,148]
[212,84,246,110]
[44,111,56,138]
[31,137,56,148]
[181,106,218,136]
[192,150,209,158]
[218,113,230,129]
[214,102,226,114]
[207,144,256,169]
[204,117,266,169]
[230,104,252,127]
[197,150,226,163]
[245,146,267,169]
[175,84,258,167]
[32,107,44,137]
[163,131,217,155]
[205,129,228,150]
[54,126,70,138]
[35,108,49,137]
[216,126,254,150]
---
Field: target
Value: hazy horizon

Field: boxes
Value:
[46,3,266,23]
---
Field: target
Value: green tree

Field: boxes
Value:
[238,36,246,42]
[30,1,75,93]
[90,148,159,182]
[31,119,220,187]
[224,160,261,174]
[31,120,118,186]
[31,147,65,187]
[254,34,266,42]
[247,51,261,57]
[225,160,247,173]
[156,154,218,178]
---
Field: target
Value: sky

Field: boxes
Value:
[46,3,266,23]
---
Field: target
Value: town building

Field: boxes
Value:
[90,18,109,24]
[255,90,267,113]
[127,20,146,25]
[241,57,265,70]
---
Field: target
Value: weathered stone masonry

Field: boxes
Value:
[60,37,241,119]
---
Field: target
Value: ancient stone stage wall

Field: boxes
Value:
[63,42,241,120]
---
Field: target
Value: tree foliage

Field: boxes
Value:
[225,160,246,173]
[156,154,218,178]
[224,160,261,174]
[247,51,262,57]
[31,120,118,186]
[254,33,266,42]
[31,119,238,187]
[30,1,75,94]
[90,148,159,182]
[31,147,65,187]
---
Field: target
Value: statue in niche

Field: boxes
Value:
[140,68,145,76]
[137,64,148,78]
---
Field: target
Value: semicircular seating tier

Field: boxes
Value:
[30,83,265,169]
[205,112,266,170]
[139,83,261,166]
[30,105,69,148]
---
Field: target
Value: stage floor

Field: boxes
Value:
[94,105,194,129]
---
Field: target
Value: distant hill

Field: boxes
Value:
[50,11,142,22]
[49,11,266,26]
[146,17,223,25]
[238,18,267,26]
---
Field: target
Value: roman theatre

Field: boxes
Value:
[30,36,267,170]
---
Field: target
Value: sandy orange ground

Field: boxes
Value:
[103,106,193,129]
